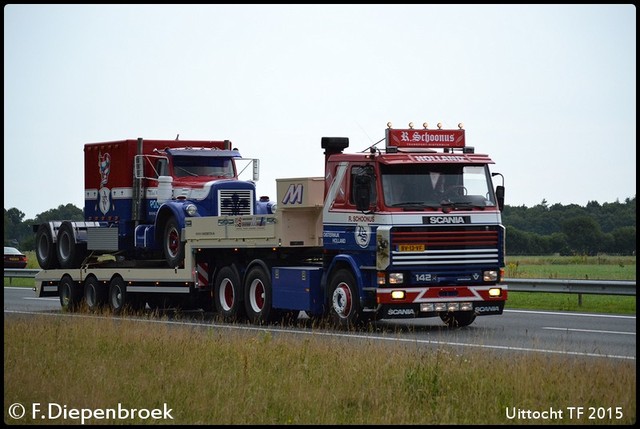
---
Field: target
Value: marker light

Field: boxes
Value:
[420,303,435,312]
[423,122,428,129]
[489,288,503,297]
[391,290,405,300]
[435,303,447,311]
[437,122,443,129]
[458,122,464,129]
[460,302,473,311]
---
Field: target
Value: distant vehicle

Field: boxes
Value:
[4,246,28,269]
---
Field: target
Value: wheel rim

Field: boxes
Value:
[332,282,352,318]
[111,285,123,309]
[86,285,96,307]
[249,278,265,313]
[37,233,50,261]
[59,230,72,260]
[60,284,70,306]
[219,278,235,311]
[167,227,180,257]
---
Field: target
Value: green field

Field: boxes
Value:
[505,255,636,281]
[4,314,636,425]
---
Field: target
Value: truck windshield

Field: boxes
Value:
[173,156,235,178]
[381,164,497,208]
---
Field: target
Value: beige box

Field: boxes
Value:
[276,177,324,209]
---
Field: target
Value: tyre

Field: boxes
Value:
[163,217,184,268]
[327,269,365,330]
[213,265,245,322]
[440,311,476,328]
[59,275,82,312]
[56,221,87,269]
[84,276,107,312]
[36,223,58,270]
[244,265,278,325]
[109,276,143,315]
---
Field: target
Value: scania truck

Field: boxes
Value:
[35,123,507,328]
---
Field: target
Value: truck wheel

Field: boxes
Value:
[36,224,59,269]
[84,276,107,312]
[244,265,278,325]
[440,311,476,328]
[59,275,82,312]
[108,277,126,315]
[163,217,184,268]
[327,269,364,330]
[56,221,87,269]
[213,265,245,322]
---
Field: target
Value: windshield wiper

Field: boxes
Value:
[176,167,198,177]
[441,200,486,210]
[391,202,441,210]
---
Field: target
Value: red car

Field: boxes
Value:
[4,246,27,269]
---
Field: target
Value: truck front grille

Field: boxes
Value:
[391,226,500,265]
[218,190,254,216]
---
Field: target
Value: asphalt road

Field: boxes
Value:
[4,286,636,361]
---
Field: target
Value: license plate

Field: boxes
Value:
[9,257,19,261]
[398,244,425,252]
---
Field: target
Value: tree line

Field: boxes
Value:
[4,196,637,256]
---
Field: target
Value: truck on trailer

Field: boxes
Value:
[35,123,507,328]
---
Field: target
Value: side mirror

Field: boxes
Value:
[354,174,372,212]
[252,159,260,181]
[495,185,505,211]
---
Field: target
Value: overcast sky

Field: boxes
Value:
[4,4,636,220]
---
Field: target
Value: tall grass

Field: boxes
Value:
[4,315,636,425]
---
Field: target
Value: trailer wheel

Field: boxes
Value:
[56,221,87,269]
[440,311,476,328]
[59,275,82,312]
[244,265,278,325]
[213,265,245,322]
[327,269,364,330]
[84,276,107,312]
[163,217,184,268]
[108,277,146,314]
[36,224,59,269]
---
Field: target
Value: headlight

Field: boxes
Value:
[389,273,404,284]
[185,204,198,217]
[483,270,498,282]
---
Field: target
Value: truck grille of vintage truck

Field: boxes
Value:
[218,189,254,216]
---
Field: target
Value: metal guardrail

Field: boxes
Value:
[506,278,636,296]
[4,269,42,285]
[3,269,636,296]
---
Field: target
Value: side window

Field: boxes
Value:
[349,165,377,206]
